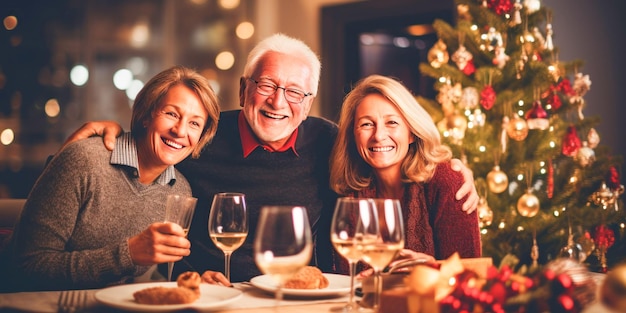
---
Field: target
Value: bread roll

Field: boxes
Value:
[284,266,329,289]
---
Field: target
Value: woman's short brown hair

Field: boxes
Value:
[130,65,220,158]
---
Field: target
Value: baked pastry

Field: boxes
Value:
[133,271,201,305]
[283,266,329,289]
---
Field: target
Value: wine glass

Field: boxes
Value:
[360,198,405,312]
[254,206,312,309]
[330,197,378,312]
[208,192,248,282]
[164,194,198,282]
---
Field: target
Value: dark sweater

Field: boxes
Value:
[171,110,339,282]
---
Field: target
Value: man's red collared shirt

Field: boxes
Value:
[238,111,299,158]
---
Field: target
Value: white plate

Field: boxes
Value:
[95,282,242,312]
[249,273,353,297]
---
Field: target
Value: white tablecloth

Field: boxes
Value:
[0,283,351,312]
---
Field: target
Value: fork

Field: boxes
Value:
[57,290,88,313]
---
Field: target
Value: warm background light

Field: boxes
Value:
[215,51,235,70]
[1,129,14,145]
[236,22,254,40]
[3,15,18,30]
[44,98,61,118]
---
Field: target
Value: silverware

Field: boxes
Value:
[57,290,88,313]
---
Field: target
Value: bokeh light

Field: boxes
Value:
[44,98,61,117]
[70,65,89,86]
[1,128,14,145]
[219,0,240,9]
[215,51,235,70]
[126,79,144,101]
[113,69,133,90]
[3,16,18,30]
[236,22,254,39]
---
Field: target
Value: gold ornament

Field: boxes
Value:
[477,197,493,228]
[517,189,540,217]
[506,115,529,141]
[601,263,626,313]
[428,39,449,68]
[487,165,509,194]
[590,182,624,211]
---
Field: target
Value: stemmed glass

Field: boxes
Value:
[164,194,198,282]
[208,192,248,281]
[330,197,379,312]
[360,198,405,312]
[254,206,312,309]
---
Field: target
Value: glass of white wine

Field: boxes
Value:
[208,192,248,282]
[254,205,312,308]
[360,198,404,312]
[330,197,378,312]
[164,194,198,282]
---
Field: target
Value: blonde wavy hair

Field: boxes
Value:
[329,75,452,195]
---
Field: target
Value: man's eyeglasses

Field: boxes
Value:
[247,78,312,104]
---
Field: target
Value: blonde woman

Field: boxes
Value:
[330,75,481,273]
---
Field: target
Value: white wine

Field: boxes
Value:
[255,252,311,284]
[210,232,247,252]
[361,242,403,271]
[331,237,364,263]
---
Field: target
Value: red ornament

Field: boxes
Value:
[592,225,615,250]
[548,92,562,110]
[487,0,513,15]
[606,166,621,189]
[547,159,554,198]
[525,100,549,130]
[561,126,581,157]
[462,59,476,75]
[558,77,576,96]
[480,85,496,110]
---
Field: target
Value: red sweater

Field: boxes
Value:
[334,162,481,274]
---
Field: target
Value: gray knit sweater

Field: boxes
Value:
[5,135,191,291]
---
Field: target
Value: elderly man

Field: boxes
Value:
[62,33,478,285]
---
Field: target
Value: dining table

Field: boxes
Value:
[0,272,614,313]
[0,282,357,313]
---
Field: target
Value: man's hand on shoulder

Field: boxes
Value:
[450,158,478,214]
[61,121,124,152]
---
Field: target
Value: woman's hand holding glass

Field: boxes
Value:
[164,194,198,281]
[208,193,248,284]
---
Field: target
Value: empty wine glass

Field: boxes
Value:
[360,198,404,312]
[208,192,248,282]
[330,197,378,312]
[164,194,198,282]
[254,206,312,309]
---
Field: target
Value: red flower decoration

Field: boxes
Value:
[487,0,513,15]
[480,85,496,110]
[592,225,615,250]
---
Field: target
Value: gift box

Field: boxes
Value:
[360,253,493,313]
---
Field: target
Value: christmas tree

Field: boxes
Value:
[417,0,624,273]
